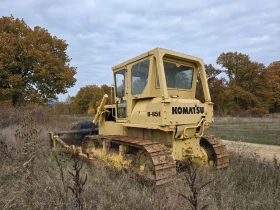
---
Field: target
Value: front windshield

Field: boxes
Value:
[163,61,193,89]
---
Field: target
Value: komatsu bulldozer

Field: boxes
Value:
[50,48,229,185]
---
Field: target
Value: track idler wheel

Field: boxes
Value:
[200,135,229,169]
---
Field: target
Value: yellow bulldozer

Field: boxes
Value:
[50,48,229,185]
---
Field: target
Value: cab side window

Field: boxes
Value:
[115,70,125,98]
[114,69,126,118]
[131,59,150,95]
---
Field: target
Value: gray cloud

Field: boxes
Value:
[1,0,279,100]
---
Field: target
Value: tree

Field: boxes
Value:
[72,86,94,114]
[216,52,251,84]
[0,15,76,106]
[72,85,105,114]
[101,84,114,104]
[216,52,267,112]
[204,64,222,79]
[64,95,74,106]
[88,86,104,113]
[265,61,280,112]
[64,95,75,114]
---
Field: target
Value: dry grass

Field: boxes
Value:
[206,116,280,145]
[0,107,280,209]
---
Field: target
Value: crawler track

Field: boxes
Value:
[201,134,229,169]
[83,135,177,185]
[51,133,229,185]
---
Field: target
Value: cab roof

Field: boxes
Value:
[111,47,204,71]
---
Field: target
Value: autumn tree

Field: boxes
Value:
[72,85,106,114]
[265,61,280,112]
[216,52,251,84]
[204,64,222,79]
[101,84,114,104]
[88,86,105,114]
[0,15,76,106]
[72,86,94,114]
[216,52,267,113]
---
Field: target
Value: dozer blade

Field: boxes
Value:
[51,121,98,146]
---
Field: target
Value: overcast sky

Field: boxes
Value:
[1,0,280,101]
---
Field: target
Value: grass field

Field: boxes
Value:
[0,107,280,209]
[205,116,280,145]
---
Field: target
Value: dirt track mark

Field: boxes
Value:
[222,140,280,162]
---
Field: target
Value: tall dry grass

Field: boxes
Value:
[0,107,279,209]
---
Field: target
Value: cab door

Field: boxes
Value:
[114,69,127,122]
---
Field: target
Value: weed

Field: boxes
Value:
[15,111,39,182]
[68,153,87,210]
[0,140,10,161]
[54,154,69,210]
[174,161,212,210]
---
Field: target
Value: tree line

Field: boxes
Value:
[197,53,280,116]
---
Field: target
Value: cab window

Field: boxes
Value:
[114,70,125,98]
[117,100,126,118]
[163,61,193,89]
[131,59,150,95]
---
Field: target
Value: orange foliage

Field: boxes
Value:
[0,15,76,106]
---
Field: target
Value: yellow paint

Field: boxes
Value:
[140,164,145,173]
[83,140,132,170]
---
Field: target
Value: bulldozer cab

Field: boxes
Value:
[112,48,213,127]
